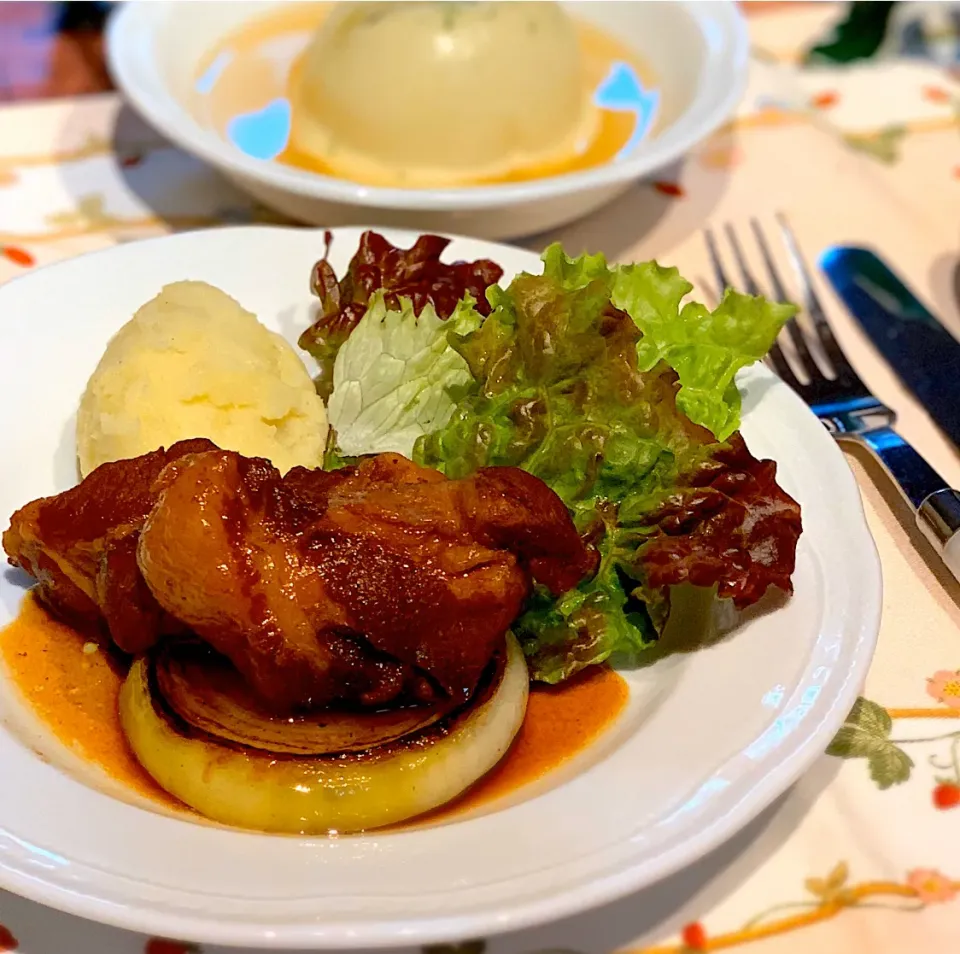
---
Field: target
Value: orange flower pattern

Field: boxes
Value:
[680,922,707,950]
[0,246,35,268]
[933,782,960,809]
[906,869,957,904]
[810,90,839,109]
[633,866,960,953]
[926,670,960,708]
[921,85,951,104]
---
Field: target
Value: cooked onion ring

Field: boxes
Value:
[119,634,528,833]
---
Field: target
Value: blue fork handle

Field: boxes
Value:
[846,427,960,580]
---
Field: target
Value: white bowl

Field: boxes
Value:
[106,1,748,240]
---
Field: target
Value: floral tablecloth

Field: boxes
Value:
[2,3,960,953]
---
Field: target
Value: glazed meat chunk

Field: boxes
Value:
[3,439,217,653]
[138,451,595,711]
[6,445,595,714]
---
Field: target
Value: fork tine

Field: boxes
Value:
[749,218,822,381]
[704,227,731,301]
[723,224,761,296]
[766,338,803,393]
[774,212,855,379]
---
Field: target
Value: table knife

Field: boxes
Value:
[819,245,960,448]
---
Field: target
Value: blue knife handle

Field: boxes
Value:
[820,246,960,447]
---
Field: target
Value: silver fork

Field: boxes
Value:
[705,215,960,582]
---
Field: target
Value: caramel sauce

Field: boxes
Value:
[0,594,628,826]
[425,663,628,824]
[191,3,659,188]
[0,594,179,809]
[279,110,639,187]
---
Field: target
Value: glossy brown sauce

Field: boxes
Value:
[424,661,629,824]
[0,594,628,826]
[0,593,180,808]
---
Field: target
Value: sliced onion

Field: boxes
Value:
[152,641,460,756]
[118,634,528,833]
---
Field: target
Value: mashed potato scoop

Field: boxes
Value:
[77,281,328,477]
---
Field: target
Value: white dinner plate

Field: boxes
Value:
[0,227,880,948]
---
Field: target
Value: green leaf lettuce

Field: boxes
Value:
[415,244,800,681]
[327,292,482,459]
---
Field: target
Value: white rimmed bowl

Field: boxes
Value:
[106,1,748,239]
[0,226,881,947]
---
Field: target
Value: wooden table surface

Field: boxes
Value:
[0,0,796,103]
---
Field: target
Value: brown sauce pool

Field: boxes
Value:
[0,593,628,828]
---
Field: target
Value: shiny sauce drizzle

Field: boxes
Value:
[0,594,179,808]
[0,594,628,827]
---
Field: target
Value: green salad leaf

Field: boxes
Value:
[536,243,796,441]
[326,292,482,460]
[613,270,797,441]
[414,244,800,681]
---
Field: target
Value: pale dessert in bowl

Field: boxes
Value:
[288,1,599,187]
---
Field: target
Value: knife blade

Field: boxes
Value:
[820,245,960,448]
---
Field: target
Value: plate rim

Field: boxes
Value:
[0,226,882,948]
